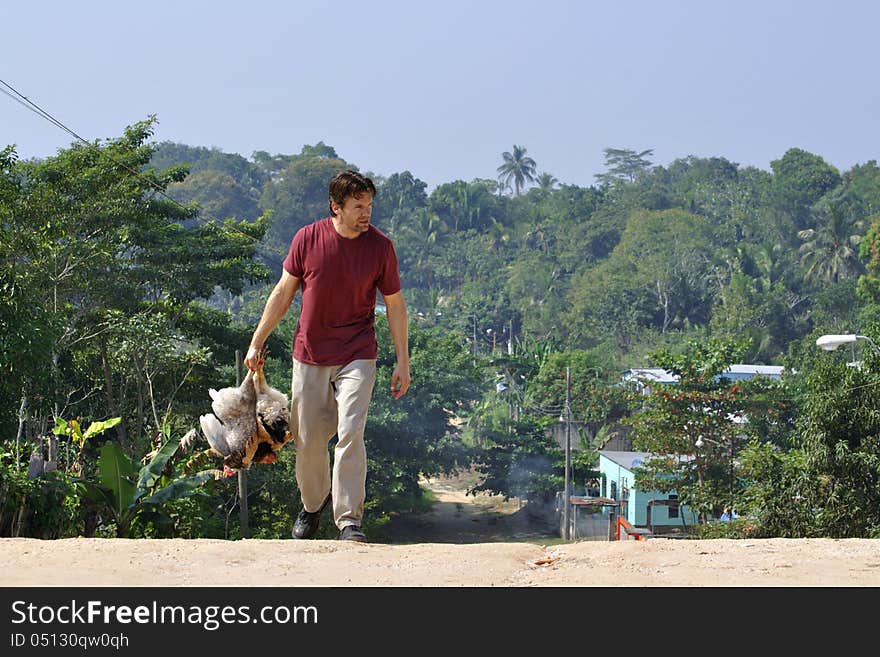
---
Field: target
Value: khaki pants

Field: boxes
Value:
[290,358,376,529]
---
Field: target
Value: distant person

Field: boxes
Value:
[244,169,410,543]
[720,506,738,522]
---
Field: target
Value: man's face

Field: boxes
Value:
[332,193,373,237]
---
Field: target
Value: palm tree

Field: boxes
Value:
[404,207,446,247]
[398,208,446,288]
[797,202,866,285]
[725,241,785,292]
[486,217,510,250]
[536,172,559,191]
[497,145,537,195]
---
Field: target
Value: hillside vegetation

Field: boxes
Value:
[3,122,880,540]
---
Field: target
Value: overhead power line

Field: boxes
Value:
[0,78,92,148]
[0,77,259,238]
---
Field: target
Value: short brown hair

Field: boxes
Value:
[328,169,377,215]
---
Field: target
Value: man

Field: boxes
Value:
[244,169,410,543]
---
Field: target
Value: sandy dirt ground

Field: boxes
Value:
[2,473,879,587]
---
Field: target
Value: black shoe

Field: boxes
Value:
[292,493,331,539]
[338,525,366,542]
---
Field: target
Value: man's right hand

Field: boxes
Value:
[244,345,263,371]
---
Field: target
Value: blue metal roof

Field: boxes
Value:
[622,364,785,387]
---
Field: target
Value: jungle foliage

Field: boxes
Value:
[5,124,880,538]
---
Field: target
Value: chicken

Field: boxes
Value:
[199,348,292,476]
[253,356,291,453]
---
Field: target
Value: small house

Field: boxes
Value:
[598,450,699,534]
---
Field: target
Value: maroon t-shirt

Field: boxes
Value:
[282,217,401,366]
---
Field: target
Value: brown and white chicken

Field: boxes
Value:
[199,349,292,477]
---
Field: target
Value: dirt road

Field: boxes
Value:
[1,474,879,587]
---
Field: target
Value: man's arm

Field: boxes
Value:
[383,290,410,399]
[244,269,301,370]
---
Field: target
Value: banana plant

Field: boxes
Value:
[53,416,122,471]
[53,416,122,450]
[74,429,215,537]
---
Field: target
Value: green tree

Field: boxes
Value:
[298,141,338,159]
[0,147,61,434]
[497,145,537,196]
[372,170,429,236]
[594,147,654,187]
[736,441,815,538]
[645,156,771,246]
[770,147,842,230]
[626,338,783,522]
[710,272,794,363]
[709,242,801,362]
[566,208,718,346]
[797,198,867,285]
[526,350,627,433]
[504,253,565,337]
[469,418,565,503]
[856,214,880,304]
[429,179,501,232]
[842,160,880,216]
[2,118,269,456]
[258,145,351,265]
[150,142,267,191]
[394,207,448,289]
[165,169,261,222]
[786,329,880,537]
[535,172,559,191]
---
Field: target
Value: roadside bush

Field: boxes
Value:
[695,517,754,539]
[0,464,84,538]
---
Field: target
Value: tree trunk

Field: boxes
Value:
[45,436,57,473]
[13,503,27,537]
[15,392,27,474]
[657,280,670,333]
[100,336,129,450]
[134,353,144,445]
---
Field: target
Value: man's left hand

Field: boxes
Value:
[390,363,410,399]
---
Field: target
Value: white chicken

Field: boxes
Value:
[199,348,292,476]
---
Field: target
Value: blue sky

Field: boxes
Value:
[2,0,878,191]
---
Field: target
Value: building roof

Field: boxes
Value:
[621,368,677,384]
[723,364,785,378]
[600,450,695,471]
[600,450,653,471]
[622,364,785,387]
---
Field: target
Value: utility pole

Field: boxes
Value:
[235,349,249,539]
[563,366,572,540]
[507,319,513,355]
[729,435,735,519]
